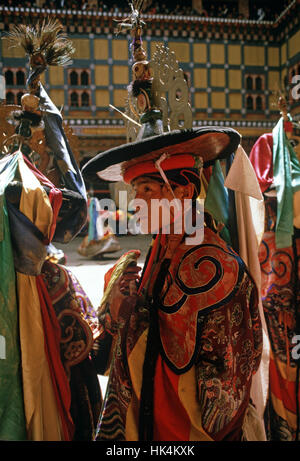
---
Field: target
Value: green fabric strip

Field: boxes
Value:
[0,153,27,440]
[204,160,232,246]
[272,116,300,249]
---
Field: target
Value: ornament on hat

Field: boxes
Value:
[82,3,241,187]
[111,0,192,144]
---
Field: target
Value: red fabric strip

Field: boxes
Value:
[153,355,191,441]
[269,356,298,415]
[249,133,274,194]
[36,276,74,441]
[124,154,195,184]
[284,121,293,133]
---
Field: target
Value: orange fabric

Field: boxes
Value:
[103,267,115,292]
[278,311,294,369]
[123,154,196,184]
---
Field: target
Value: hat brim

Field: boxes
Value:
[82,127,241,183]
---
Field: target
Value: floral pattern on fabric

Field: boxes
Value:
[195,273,262,439]
[41,260,95,374]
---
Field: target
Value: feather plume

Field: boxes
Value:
[5,19,74,67]
[5,24,37,55]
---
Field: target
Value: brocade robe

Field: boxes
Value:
[95,227,262,441]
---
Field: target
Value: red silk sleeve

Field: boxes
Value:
[249,133,274,193]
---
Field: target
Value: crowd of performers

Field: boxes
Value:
[1,10,300,442]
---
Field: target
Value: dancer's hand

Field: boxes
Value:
[109,263,142,321]
[119,263,141,296]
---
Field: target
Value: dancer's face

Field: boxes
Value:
[131,176,193,234]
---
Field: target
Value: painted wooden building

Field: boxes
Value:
[0,0,299,193]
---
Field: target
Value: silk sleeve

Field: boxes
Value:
[249,133,274,193]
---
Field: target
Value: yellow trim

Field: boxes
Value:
[17,154,63,440]
[271,351,297,382]
[270,392,297,431]
[125,329,148,441]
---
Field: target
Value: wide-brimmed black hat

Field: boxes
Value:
[81,126,241,184]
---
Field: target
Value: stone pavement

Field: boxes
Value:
[55,233,152,309]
